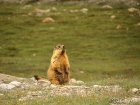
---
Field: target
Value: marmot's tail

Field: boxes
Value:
[34,75,45,81]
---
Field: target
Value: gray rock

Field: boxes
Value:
[0,83,15,90]
[9,81,22,87]
[129,88,140,94]
[92,85,122,92]
[128,7,139,13]
[37,79,51,87]
[69,78,85,85]
[102,5,113,9]
[80,8,88,14]
[0,81,22,90]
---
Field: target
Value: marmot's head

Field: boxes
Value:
[53,44,65,56]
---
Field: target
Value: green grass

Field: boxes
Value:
[0,89,130,105]
[0,3,140,88]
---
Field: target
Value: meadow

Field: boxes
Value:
[0,2,140,104]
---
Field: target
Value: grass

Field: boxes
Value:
[0,88,131,105]
[0,2,140,104]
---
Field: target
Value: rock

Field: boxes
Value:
[50,84,58,88]
[110,15,116,19]
[129,88,140,94]
[42,17,55,23]
[76,80,85,85]
[116,24,122,29]
[0,81,22,90]
[102,5,113,9]
[0,93,4,96]
[30,77,36,81]
[69,78,85,85]
[9,81,21,87]
[51,7,57,11]
[128,7,139,13]
[32,53,36,57]
[37,79,51,87]
[70,9,79,13]
[35,8,50,14]
[28,12,32,16]
[80,71,84,74]
[0,83,15,90]
[21,5,32,9]
[136,22,140,26]
[69,78,77,84]
[80,8,88,14]
[93,85,122,92]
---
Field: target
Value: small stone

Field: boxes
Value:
[21,5,32,9]
[128,7,139,13]
[32,53,36,57]
[136,22,140,26]
[28,12,32,16]
[102,5,113,9]
[9,81,21,87]
[50,84,57,88]
[110,15,116,19]
[0,93,4,96]
[36,12,43,17]
[116,24,122,29]
[42,17,55,23]
[70,10,79,13]
[51,7,57,11]
[69,78,77,84]
[69,78,85,85]
[81,8,88,14]
[35,8,50,14]
[30,77,36,81]
[93,85,101,88]
[76,80,85,85]
[129,88,139,93]
[80,71,84,74]
[37,79,51,86]
[63,9,67,12]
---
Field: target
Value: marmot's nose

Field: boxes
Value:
[62,45,65,48]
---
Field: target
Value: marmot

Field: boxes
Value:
[47,44,70,85]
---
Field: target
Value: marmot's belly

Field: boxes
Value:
[55,70,69,84]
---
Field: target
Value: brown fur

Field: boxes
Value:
[47,44,70,85]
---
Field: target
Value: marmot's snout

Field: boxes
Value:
[61,45,65,53]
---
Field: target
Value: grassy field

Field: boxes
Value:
[0,2,140,105]
[0,2,140,88]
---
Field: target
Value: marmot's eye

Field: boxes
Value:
[56,45,60,49]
